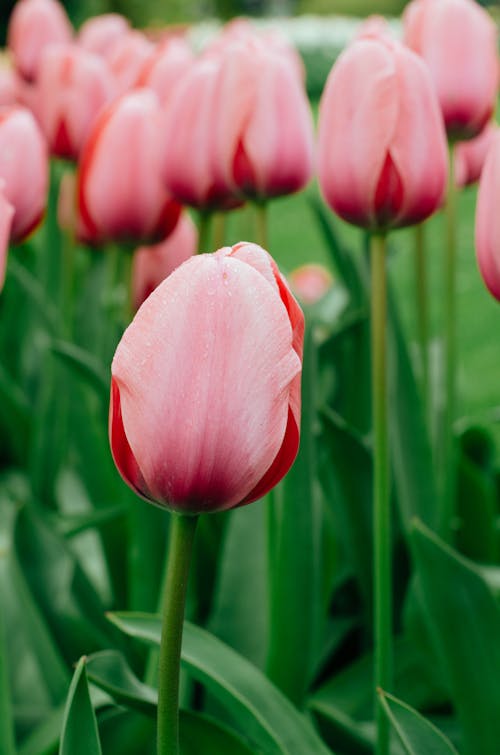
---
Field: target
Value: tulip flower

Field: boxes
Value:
[36,43,114,160]
[77,89,181,246]
[77,13,130,59]
[110,241,303,513]
[288,263,333,306]
[132,213,197,311]
[137,37,193,106]
[403,0,498,141]
[455,122,498,189]
[317,37,448,231]
[107,31,155,98]
[475,131,500,300]
[7,0,72,82]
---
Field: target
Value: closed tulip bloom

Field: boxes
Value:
[37,43,114,160]
[132,212,198,310]
[403,0,498,140]
[475,132,500,300]
[317,37,448,231]
[7,0,72,82]
[78,89,181,245]
[212,42,314,201]
[0,106,48,241]
[107,31,155,97]
[455,122,498,188]
[110,242,304,513]
[78,13,130,59]
[288,263,333,306]
[137,37,193,105]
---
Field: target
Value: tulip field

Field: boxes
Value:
[1,1,500,754]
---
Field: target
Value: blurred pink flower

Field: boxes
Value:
[77,13,131,59]
[288,263,333,305]
[475,131,500,300]
[455,122,499,188]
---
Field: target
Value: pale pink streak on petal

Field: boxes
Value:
[112,254,301,512]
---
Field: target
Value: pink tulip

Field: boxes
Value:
[356,15,392,41]
[455,122,499,188]
[110,242,303,513]
[107,31,155,97]
[137,37,193,105]
[403,0,498,140]
[288,263,333,306]
[317,37,448,231]
[77,13,130,59]
[77,89,181,246]
[7,0,72,82]
[132,212,198,310]
[0,187,15,290]
[36,43,114,160]
[0,106,48,242]
[475,131,500,300]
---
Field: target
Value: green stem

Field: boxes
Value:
[440,147,458,539]
[157,513,198,755]
[371,233,392,755]
[414,222,429,417]
[196,211,212,255]
[254,202,268,248]
[212,212,226,249]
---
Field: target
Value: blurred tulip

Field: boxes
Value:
[110,242,303,513]
[132,212,198,310]
[0,58,19,106]
[317,37,448,231]
[77,89,181,245]
[288,263,333,305]
[455,122,498,188]
[0,187,15,290]
[107,31,155,97]
[403,0,498,140]
[7,0,72,82]
[475,131,500,300]
[0,106,48,241]
[356,15,392,41]
[77,13,130,59]
[36,43,114,160]
[137,37,193,105]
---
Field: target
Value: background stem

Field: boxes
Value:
[254,202,268,249]
[371,233,392,755]
[157,513,198,755]
[414,222,429,418]
[197,211,212,255]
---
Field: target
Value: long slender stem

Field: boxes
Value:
[196,211,212,255]
[440,147,458,539]
[414,223,429,416]
[371,233,392,755]
[212,212,226,249]
[157,513,198,755]
[254,201,268,248]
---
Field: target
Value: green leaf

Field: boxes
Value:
[59,658,102,755]
[0,601,16,755]
[0,360,31,463]
[266,325,321,704]
[108,614,332,755]
[86,651,157,717]
[50,340,109,401]
[412,520,500,755]
[378,690,459,755]
[179,710,254,755]
[7,256,59,330]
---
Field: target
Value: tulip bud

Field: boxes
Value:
[36,43,115,160]
[110,242,304,513]
[317,37,448,231]
[288,263,333,306]
[132,212,198,311]
[137,37,194,106]
[0,106,48,242]
[7,0,72,82]
[77,89,181,246]
[403,0,498,140]
[455,122,498,189]
[475,131,500,300]
[77,13,131,59]
[107,31,155,98]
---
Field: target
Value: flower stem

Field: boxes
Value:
[440,147,458,539]
[254,201,268,248]
[212,212,226,249]
[414,222,429,417]
[157,513,198,755]
[371,233,392,755]
[196,211,212,255]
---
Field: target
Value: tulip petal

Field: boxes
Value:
[476,133,500,300]
[112,253,302,512]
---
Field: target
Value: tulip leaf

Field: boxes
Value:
[179,710,255,755]
[411,519,500,755]
[7,256,59,329]
[378,690,459,755]
[50,339,109,401]
[107,613,332,754]
[59,658,102,755]
[0,602,16,755]
[266,324,321,704]
[86,650,157,717]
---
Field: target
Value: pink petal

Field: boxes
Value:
[0,190,14,290]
